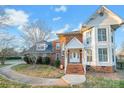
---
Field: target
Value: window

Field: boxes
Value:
[36,43,47,51]
[86,31,91,45]
[98,28,107,41]
[111,34,113,43]
[73,52,76,58]
[87,49,92,62]
[61,51,65,56]
[56,53,60,60]
[56,43,60,49]
[61,43,65,56]
[98,48,108,62]
[112,48,114,62]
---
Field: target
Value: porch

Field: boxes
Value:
[64,37,85,75]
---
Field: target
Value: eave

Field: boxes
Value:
[57,30,82,37]
[80,26,93,33]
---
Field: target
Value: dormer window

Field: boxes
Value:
[36,43,48,51]
[99,12,104,16]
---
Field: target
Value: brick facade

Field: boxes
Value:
[90,66,115,73]
[66,64,84,74]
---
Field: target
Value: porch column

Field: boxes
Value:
[80,49,82,63]
[67,50,69,63]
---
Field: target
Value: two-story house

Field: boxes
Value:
[57,6,124,74]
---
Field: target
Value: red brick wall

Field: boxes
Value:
[91,66,115,73]
[56,34,82,66]
[66,64,84,74]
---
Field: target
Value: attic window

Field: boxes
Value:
[99,12,104,16]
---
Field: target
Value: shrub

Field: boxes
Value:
[36,56,42,64]
[23,56,30,64]
[44,57,50,65]
[54,59,60,68]
[23,55,34,64]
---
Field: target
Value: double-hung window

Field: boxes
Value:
[56,42,60,49]
[98,48,108,62]
[86,31,91,45]
[87,49,92,62]
[98,28,107,41]
[112,48,114,62]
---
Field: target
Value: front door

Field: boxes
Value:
[69,50,80,63]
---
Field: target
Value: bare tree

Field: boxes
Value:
[0,6,10,29]
[20,19,51,65]
[0,31,15,65]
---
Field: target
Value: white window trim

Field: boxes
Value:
[98,48,108,63]
[97,28,107,42]
[86,31,92,45]
[56,42,60,49]
[86,49,92,62]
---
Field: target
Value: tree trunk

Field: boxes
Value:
[1,57,5,65]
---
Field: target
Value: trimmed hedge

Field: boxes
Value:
[0,57,21,60]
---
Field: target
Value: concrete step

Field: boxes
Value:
[62,74,86,85]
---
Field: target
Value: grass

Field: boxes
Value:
[12,64,64,78]
[0,75,30,88]
[72,75,124,88]
[0,64,10,68]
[0,74,123,88]
[31,75,124,88]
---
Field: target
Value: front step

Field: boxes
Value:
[66,64,84,74]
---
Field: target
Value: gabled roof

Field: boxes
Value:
[84,6,124,26]
[65,37,82,49]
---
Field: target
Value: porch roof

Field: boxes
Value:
[65,37,82,49]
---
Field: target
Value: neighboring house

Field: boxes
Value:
[116,49,124,69]
[24,40,62,65]
[24,41,54,63]
[116,49,124,60]
[57,6,124,74]
[25,41,53,55]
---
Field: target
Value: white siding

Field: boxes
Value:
[83,25,116,67]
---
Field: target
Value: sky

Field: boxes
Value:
[2,5,124,51]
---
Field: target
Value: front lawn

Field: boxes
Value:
[0,75,30,88]
[0,74,123,88]
[12,64,64,78]
[0,64,10,68]
[32,75,124,88]
[72,75,124,88]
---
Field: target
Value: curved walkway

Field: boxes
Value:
[0,62,68,87]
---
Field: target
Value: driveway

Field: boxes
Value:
[0,60,68,87]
